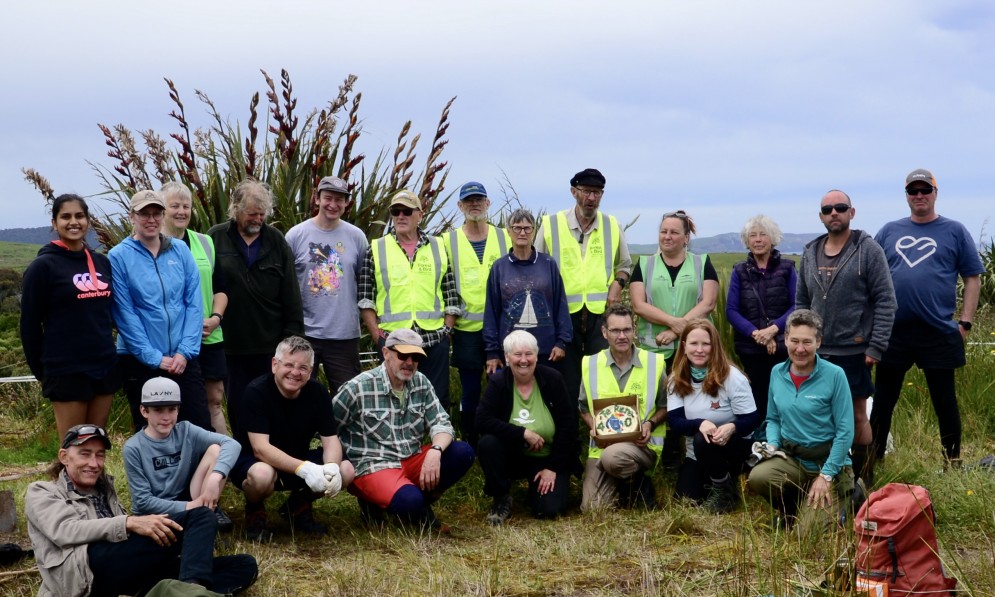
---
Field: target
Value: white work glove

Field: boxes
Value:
[322,463,342,498]
[295,461,328,493]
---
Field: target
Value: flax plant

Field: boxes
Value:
[22,69,457,248]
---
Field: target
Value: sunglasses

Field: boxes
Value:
[389,347,425,363]
[663,210,688,219]
[390,206,416,217]
[62,424,109,449]
[906,186,934,196]
[820,203,851,215]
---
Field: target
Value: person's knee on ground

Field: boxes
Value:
[599,444,642,480]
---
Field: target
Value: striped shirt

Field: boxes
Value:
[332,364,454,477]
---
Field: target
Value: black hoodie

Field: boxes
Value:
[19,242,116,379]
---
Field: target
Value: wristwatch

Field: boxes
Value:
[614,276,628,289]
[819,473,833,484]
[431,444,444,453]
[958,320,972,331]
[210,312,224,322]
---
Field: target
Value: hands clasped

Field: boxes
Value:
[322,463,342,498]
[295,461,328,493]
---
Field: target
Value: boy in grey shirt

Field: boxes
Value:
[124,377,240,529]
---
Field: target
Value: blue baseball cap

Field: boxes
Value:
[459,182,487,201]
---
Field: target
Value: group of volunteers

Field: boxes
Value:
[19,166,983,595]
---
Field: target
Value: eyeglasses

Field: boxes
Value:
[906,186,934,196]
[276,359,313,374]
[605,327,634,337]
[390,206,416,217]
[62,425,109,449]
[573,187,604,198]
[663,210,688,219]
[510,225,534,235]
[134,211,164,221]
[389,347,425,363]
[820,203,851,215]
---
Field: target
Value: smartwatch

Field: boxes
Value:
[211,312,224,322]
[819,473,833,484]
[958,320,972,331]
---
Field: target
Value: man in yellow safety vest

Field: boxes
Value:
[535,168,632,407]
[442,182,510,445]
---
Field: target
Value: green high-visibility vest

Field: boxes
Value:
[443,225,509,332]
[372,235,447,332]
[541,211,620,314]
[582,347,665,462]
[636,252,706,358]
[188,231,223,345]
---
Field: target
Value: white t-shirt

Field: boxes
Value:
[666,367,756,460]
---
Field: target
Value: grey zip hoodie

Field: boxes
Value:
[796,229,897,360]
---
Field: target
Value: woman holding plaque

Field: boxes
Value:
[667,319,758,513]
[476,330,581,525]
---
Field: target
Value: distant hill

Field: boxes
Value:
[0,226,99,246]
[628,232,820,256]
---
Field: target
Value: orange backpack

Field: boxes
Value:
[854,483,957,595]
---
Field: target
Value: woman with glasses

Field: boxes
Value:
[629,210,719,469]
[476,330,580,524]
[109,190,212,432]
[482,209,573,376]
[667,319,758,512]
[20,194,120,441]
[725,214,796,433]
[162,181,230,435]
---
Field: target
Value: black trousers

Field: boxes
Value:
[87,507,257,596]
[477,434,570,518]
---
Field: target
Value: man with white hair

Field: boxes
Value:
[229,336,354,541]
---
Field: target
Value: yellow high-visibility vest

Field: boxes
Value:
[636,252,707,357]
[541,211,620,314]
[372,235,447,332]
[582,347,665,462]
[443,225,509,332]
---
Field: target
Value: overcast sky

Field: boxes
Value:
[3,1,993,245]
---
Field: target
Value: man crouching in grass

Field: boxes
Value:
[333,329,475,532]
[230,335,355,542]
[26,424,258,596]
[124,377,241,531]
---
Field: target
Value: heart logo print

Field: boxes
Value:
[895,235,937,268]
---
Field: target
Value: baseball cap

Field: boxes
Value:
[141,377,182,407]
[459,182,488,201]
[317,176,350,196]
[384,328,427,357]
[389,190,422,211]
[905,168,937,188]
[570,168,606,188]
[62,424,111,449]
[130,190,165,212]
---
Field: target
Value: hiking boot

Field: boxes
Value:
[244,502,273,543]
[703,479,739,514]
[486,494,513,526]
[423,506,451,534]
[279,494,327,536]
[214,507,234,532]
[634,474,657,510]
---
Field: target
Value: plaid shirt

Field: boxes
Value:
[332,363,454,478]
[357,229,461,347]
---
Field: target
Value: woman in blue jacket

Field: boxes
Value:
[109,190,211,431]
[747,309,854,533]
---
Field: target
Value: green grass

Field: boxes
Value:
[1,292,993,596]
[0,241,41,272]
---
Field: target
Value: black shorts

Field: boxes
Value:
[42,369,122,403]
[198,342,228,381]
[881,322,966,370]
[821,353,874,400]
[229,447,324,493]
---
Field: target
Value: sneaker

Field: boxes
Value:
[244,503,273,543]
[703,479,739,514]
[214,507,233,532]
[486,494,513,526]
[279,497,327,536]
